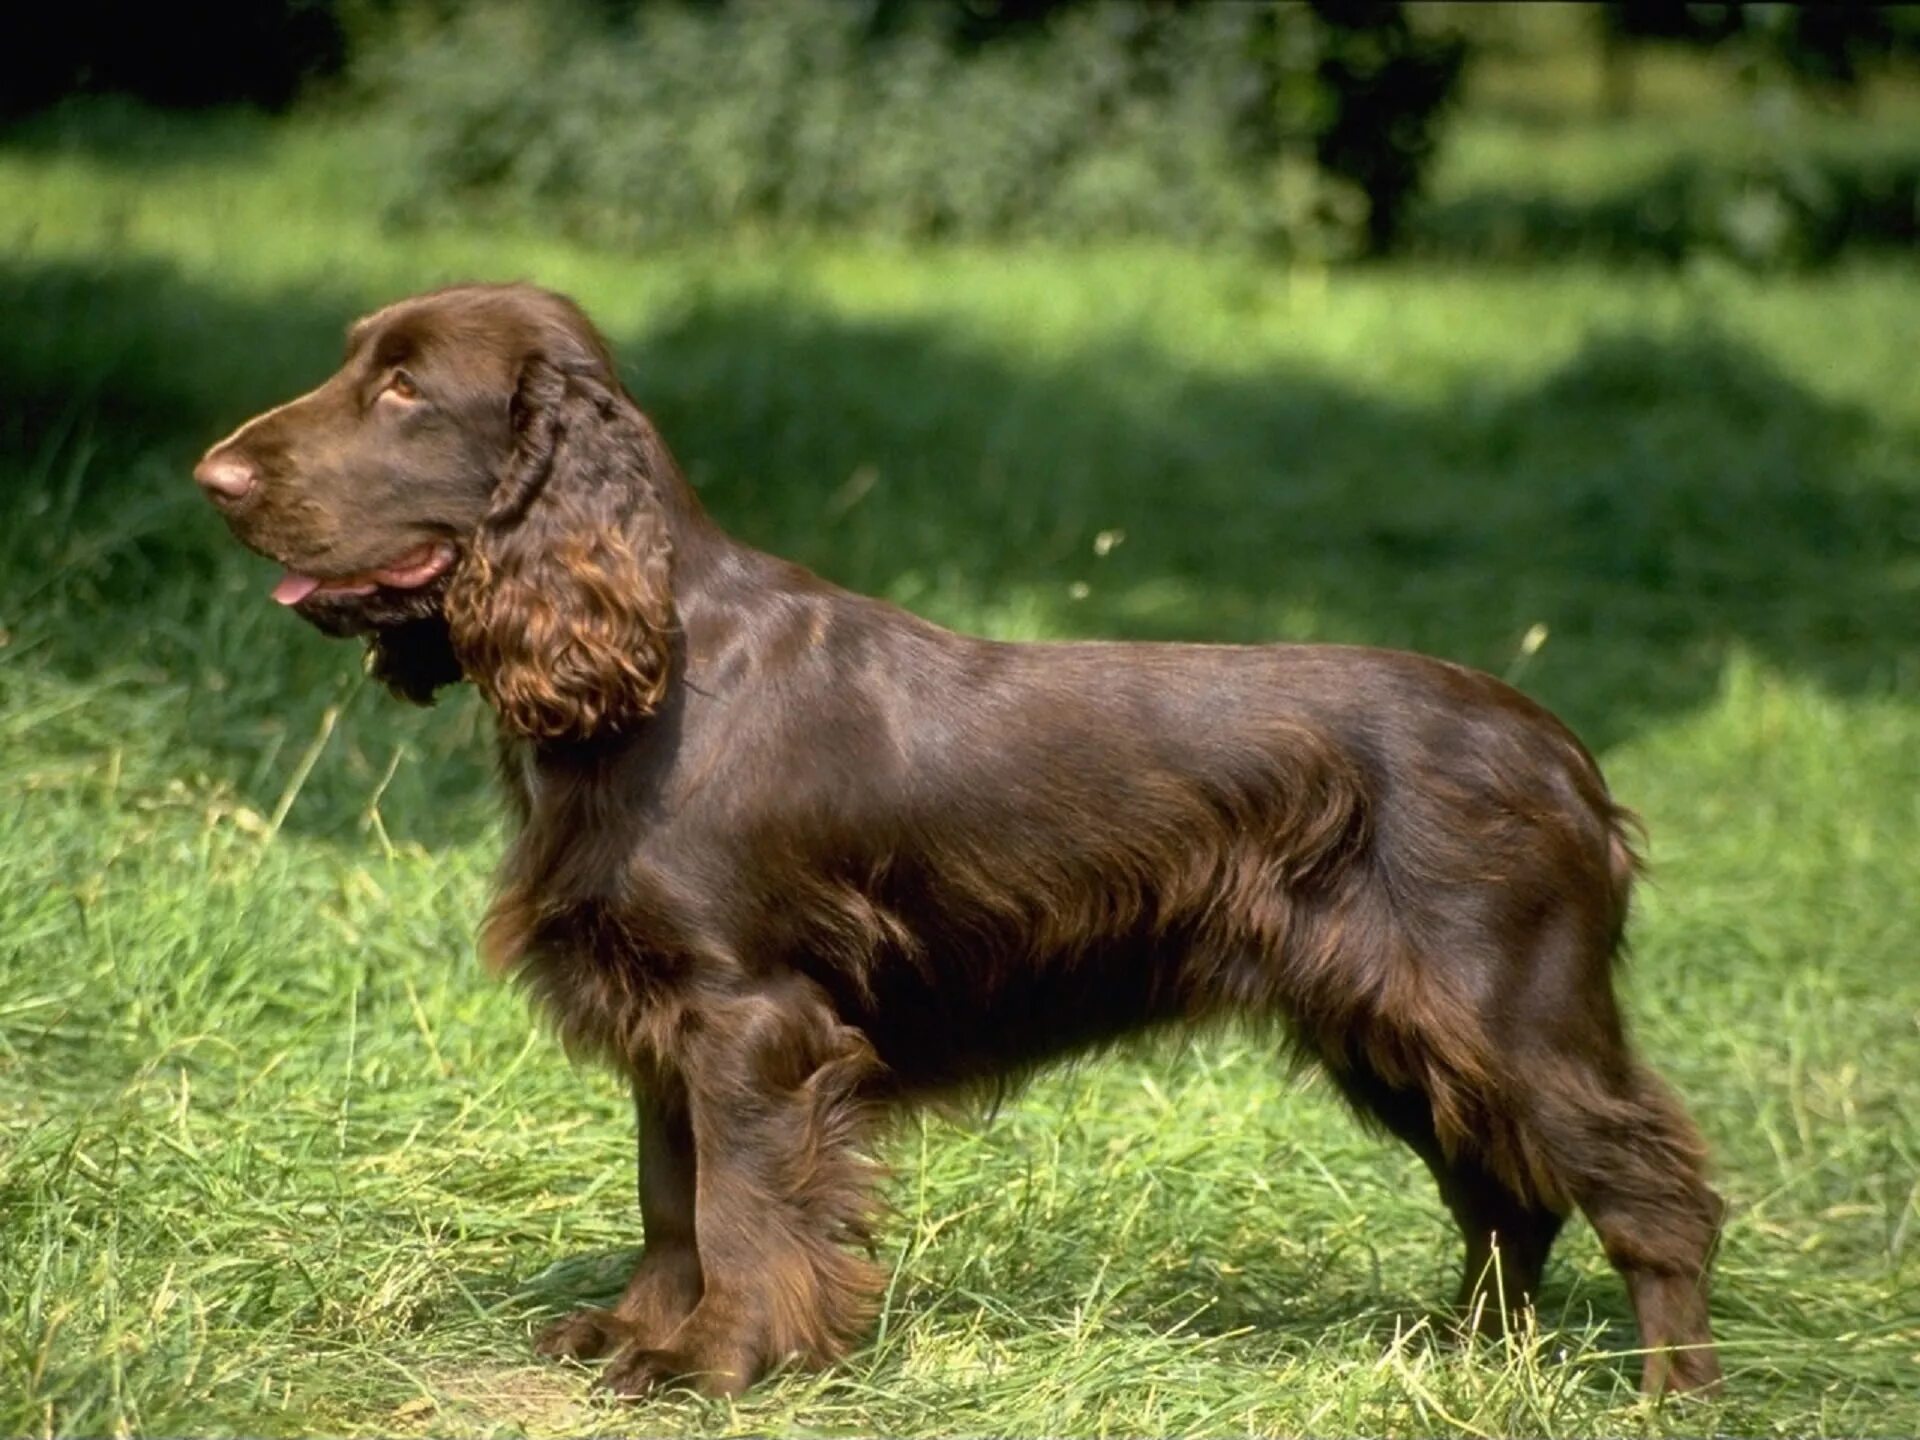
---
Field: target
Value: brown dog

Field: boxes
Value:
[195,283,1724,1398]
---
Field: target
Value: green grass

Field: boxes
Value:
[3,107,1919,1438]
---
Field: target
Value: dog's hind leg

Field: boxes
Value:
[1324,1054,1566,1333]
[1518,1053,1725,1394]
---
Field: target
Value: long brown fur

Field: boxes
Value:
[195,283,1725,1399]
[444,351,676,739]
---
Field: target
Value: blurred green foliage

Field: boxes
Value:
[366,0,1463,259]
[1602,1,1920,92]
[6,2,1918,267]
[1518,1,1920,267]
[1415,147,1919,270]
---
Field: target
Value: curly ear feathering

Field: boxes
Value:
[444,351,677,741]
[193,283,1725,1403]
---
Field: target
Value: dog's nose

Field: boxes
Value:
[195,453,256,501]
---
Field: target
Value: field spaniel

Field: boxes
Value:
[195,283,1723,1398]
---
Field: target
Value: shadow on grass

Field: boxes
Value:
[2,252,1915,847]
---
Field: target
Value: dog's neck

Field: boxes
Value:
[485,398,811,766]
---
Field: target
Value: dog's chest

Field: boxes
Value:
[499,802,699,1066]
[502,753,697,971]
[506,744,650,897]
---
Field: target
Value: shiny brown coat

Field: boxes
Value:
[196,283,1724,1398]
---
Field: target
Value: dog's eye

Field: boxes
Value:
[382,370,421,403]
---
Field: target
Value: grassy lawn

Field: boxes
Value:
[2,111,1918,1437]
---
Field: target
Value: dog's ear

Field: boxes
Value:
[444,354,675,740]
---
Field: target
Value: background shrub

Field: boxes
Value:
[366,0,1466,258]
[1,0,1912,267]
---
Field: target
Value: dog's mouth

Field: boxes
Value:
[269,542,458,606]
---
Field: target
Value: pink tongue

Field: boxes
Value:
[271,572,322,606]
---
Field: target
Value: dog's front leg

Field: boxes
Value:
[536,1077,703,1363]
[597,983,884,1399]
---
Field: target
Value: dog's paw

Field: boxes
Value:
[534,1306,631,1364]
[596,1341,755,1400]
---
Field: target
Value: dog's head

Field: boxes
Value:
[195,283,677,739]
